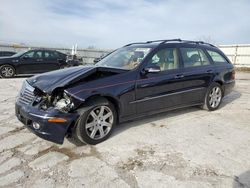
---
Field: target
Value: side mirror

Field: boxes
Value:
[143,65,161,74]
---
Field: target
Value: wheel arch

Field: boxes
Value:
[67,94,120,136]
[214,80,223,86]
[82,94,121,120]
[0,64,16,71]
[213,80,225,96]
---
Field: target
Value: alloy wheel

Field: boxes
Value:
[1,66,14,77]
[208,86,222,108]
[85,106,114,140]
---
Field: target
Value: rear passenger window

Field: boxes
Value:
[207,50,228,64]
[180,48,210,68]
[44,51,59,59]
[44,51,51,58]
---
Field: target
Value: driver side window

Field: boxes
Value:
[33,51,42,59]
[23,51,43,59]
[150,48,179,71]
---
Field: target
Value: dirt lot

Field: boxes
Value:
[0,72,250,188]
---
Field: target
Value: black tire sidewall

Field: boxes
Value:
[205,83,223,111]
[0,65,15,78]
[76,101,117,145]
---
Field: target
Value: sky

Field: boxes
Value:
[0,0,250,49]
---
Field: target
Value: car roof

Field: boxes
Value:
[29,48,66,54]
[0,51,15,53]
[32,48,58,51]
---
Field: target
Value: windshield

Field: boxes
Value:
[11,50,27,57]
[96,47,152,70]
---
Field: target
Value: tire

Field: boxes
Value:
[202,82,223,111]
[66,126,85,146]
[70,98,117,145]
[0,65,15,78]
[60,65,66,69]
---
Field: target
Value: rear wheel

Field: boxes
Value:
[0,65,15,78]
[202,83,223,111]
[67,99,117,145]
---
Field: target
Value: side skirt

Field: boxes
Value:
[119,102,203,123]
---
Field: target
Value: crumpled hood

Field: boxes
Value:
[27,65,97,94]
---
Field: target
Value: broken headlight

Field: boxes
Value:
[54,92,74,112]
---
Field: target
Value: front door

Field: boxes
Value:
[18,50,45,74]
[135,47,186,114]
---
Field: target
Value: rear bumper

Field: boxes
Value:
[15,101,79,144]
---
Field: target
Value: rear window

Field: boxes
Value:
[207,50,228,64]
[57,52,66,59]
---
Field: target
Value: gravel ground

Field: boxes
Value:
[0,72,250,188]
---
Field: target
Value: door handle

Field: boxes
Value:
[206,69,213,73]
[37,59,43,62]
[174,74,184,79]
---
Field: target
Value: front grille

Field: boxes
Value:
[18,81,35,105]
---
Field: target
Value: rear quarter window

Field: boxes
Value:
[57,52,66,59]
[207,50,229,64]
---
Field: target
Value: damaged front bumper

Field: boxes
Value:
[15,100,79,144]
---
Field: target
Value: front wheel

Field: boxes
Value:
[60,65,68,69]
[68,99,117,145]
[0,65,15,78]
[202,83,223,111]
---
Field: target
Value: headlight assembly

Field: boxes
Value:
[54,92,74,112]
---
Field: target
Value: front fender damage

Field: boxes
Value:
[30,66,123,113]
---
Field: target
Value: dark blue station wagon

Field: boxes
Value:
[15,39,235,145]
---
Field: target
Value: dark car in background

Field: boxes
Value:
[0,49,67,78]
[15,39,235,145]
[0,51,16,57]
[66,54,82,66]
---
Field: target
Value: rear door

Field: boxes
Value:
[178,47,215,105]
[43,51,61,71]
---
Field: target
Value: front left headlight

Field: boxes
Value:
[54,92,74,112]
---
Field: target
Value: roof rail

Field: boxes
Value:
[123,39,216,47]
[123,42,149,47]
[175,39,216,47]
[124,39,182,47]
[147,39,182,43]
[197,41,216,47]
